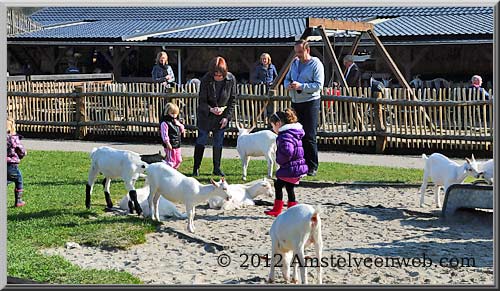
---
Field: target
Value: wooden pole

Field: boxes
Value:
[373,91,387,153]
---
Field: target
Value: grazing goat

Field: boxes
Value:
[146,162,231,233]
[118,183,187,219]
[269,204,322,284]
[480,159,494,185]
[419,153,482,208]
[86,146,150,215]
[208,178,274,210]
[236,123,277,181]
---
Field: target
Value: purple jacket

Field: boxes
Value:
[275,123,309,178]
[7,134,26,165]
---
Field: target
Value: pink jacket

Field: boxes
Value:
[7,134,26,164]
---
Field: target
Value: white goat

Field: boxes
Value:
[419,153,482,208]
[118,184,187,219]
[269,204,322,284]
[146,162,231,233]
[480,159,494,185]
[236,123,277,181]
[208,178,274,210]
[86,146,149,215]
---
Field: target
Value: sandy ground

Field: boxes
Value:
[40,183,494,285]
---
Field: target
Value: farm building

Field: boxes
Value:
[7,6,494,87]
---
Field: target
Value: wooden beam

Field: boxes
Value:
[366,29,435,131]
[348,34,362,57]
[366,29,413,96]
[307,18,374,32]
[318,26,348,90]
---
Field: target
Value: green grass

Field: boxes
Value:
[7,149,428,284]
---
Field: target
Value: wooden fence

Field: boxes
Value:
[6,81,493,153]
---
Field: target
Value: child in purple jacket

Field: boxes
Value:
[7,117,27,207]
[264,108,308,217]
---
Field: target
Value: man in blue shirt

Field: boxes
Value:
[284,39,325,176]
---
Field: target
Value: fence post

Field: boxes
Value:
[374,91,387,153]
[74,86,86,139]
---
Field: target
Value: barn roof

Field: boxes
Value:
[9,6,494,44]
[29,6,493,24]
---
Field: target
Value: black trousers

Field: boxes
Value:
[274,178,296,202]
[292,98,320,171]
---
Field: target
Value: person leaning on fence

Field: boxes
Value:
[192,56,237,177]
[152,51,176,88]
[284,39,324,177]
[160,102,185,170]
[343,55,361,88]
[7,117,27,207]
[252,53,278,87]
[264,109,308,217]
[469,75,490,99]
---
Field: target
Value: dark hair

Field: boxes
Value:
[208,56,228,78]
[269,108,298,125]
[294,39,310,50]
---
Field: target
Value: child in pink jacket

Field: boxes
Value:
[7,117,27,207]
[160,102,185,169]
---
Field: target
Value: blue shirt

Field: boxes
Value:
[284,57,324,103]
[253,63,278,85]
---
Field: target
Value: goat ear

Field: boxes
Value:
[249,125,256,132]
[471,154,476,161]
[465,157,471,164]
[236,123,242,130]
[221,177,225,183]
[210,178,216,186]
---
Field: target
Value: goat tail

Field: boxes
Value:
[311,205,322,223]
[421,153,428,160]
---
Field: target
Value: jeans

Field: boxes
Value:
[7,164,23,191]
[292,98,320,171]
[196,127,226,148]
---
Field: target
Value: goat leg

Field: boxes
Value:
[128,190,142,216]
[85,184,92,209]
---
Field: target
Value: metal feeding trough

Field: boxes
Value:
[441,183,493,218]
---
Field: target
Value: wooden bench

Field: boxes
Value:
[441,184,493,218]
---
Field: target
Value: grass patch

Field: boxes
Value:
[8,149,427,284]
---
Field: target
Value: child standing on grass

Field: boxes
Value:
[7,117,27,207]
[160,102,185,169]
[264,108,308,217]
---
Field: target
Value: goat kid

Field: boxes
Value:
[118,183,187,219]
[236,123,277,181]
[86,146,149,215]
[419,153,482,208]
[269,204,323,285]
[146,162,231,233]
[208,178,274,210]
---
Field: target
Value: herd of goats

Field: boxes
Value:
[82,123,494,284]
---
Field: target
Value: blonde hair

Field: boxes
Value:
[155,51,169,64]
[164,102,179,116]
[260,53,272,64]
[7,117,16,135]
